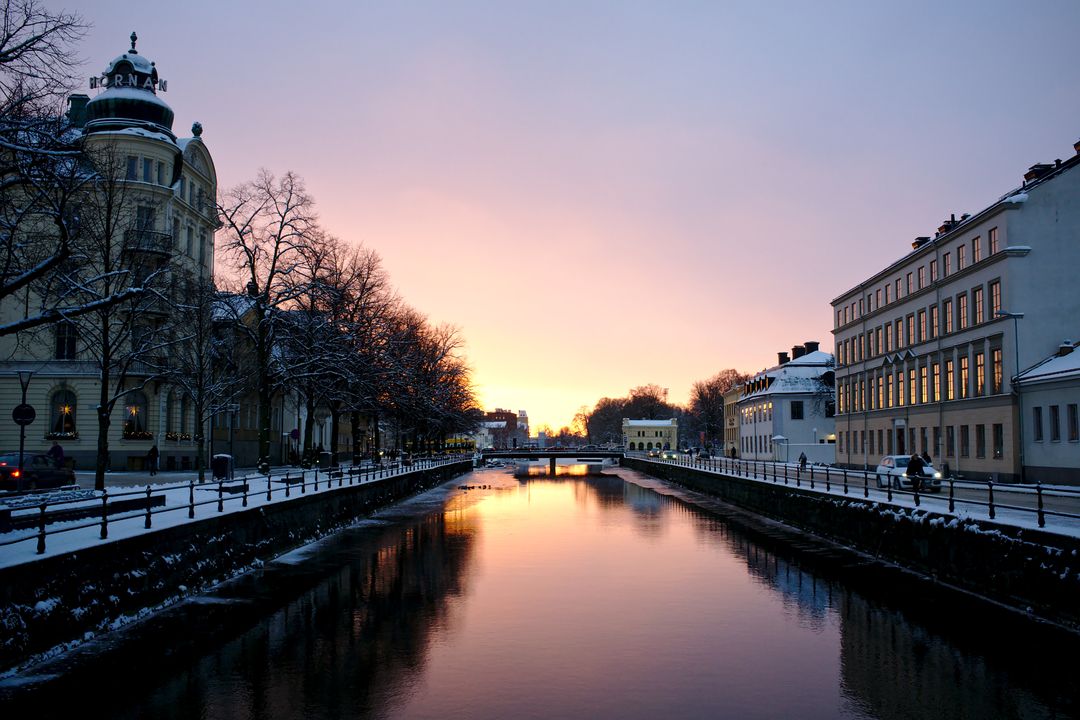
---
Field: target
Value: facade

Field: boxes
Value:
[831,140,1080,482]
[737,343,836,463]
[623,418,678,451]
[1016,340,1080,484]
[723,385,742,457]
[0,35,218,471]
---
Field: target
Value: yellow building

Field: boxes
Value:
[623,418,678,451]
[0,34,218,472]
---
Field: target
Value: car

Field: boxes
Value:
[646,448,660,458]
[873,455,943,492]
[0,453,76,491]
[696,449,711,460]
[660,449,679,460]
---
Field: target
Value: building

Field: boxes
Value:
[1015,340,1080,484]
[723,385,742,457]
[831,139,1080,482]
[0,34,218,471]
[623,418,678,451]
[737,343,836,463]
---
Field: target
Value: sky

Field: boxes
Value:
[65,0,1080,431]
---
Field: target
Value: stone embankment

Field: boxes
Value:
[0,460,471,671]
[624,457,1080,634]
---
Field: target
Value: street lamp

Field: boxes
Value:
[996,310,1025,483]
[16,370,34,486]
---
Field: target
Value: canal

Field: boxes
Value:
[11,465,1078,718]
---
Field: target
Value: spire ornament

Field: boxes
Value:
[130,31,138,53]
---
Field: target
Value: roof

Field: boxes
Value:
[1017,343,1080,386]
[623,418,677,426]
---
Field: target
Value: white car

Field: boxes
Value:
[874,455,943,492]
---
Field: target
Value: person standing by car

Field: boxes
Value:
[46,440,65,468]
[146,444,159,477]
[907,452,925,492]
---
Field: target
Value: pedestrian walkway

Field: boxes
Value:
[74,468,260,490]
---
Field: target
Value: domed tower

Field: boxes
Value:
[84,32,175,138]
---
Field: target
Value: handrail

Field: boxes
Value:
[0,455,468,556]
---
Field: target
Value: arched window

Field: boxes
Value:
[49,389,77,437]
[123,390,149,438]
[179,397,189,437]
[165,394,175,434]
[646,442,653,450]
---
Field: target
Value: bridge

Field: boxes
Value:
[479,449,624,474]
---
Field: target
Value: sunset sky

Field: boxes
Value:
[69,0,1080,431]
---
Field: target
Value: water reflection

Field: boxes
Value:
[17,469,1077,719]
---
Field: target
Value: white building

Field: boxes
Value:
[1016,340,1080,484]
[831,138,1080,482]
[737,342,836,463]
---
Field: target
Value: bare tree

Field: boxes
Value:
[216,169,317,470]
[689,369,748,450]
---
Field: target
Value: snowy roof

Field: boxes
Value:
[624,419,677,426]
[211,293,256,321]
[1016,343,1080,386]
[88,85,172,111]
[741,350,835,401]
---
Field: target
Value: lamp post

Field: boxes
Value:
[996,311,1025,483]
[16,370,34,487]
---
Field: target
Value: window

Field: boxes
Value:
[1033,407,1043,441]
[869,430,875,455]
[123,390,150,438]
[186,226,194,255]
[906,272,913,294]
[991,348,1002,394]
[944,299,954,334]
[126,156,138,180]
[55,322,76,359]
[885,323,893,352]
[932,363,940,402]
[958,294,968,330]
[945,359,955,401]
[960,425,970,457]
[972,236,982,263]
[179,176,186,199]
[993,424,1004,459]
[790,399,807,423]
[929,260,938,282]
[920,366,928,404]
[989,227,999,254]
[946,426,955,456]
[918,266,926,289]
[875,327,882,356]
[909,368,917,405]
[958,244,967,270]
[1069,404,1079,442]
[930,305,939,339]
[895,278,902,299]
[876,288,882,307]
[990,280,1001,318]
[884,285,890,304]
[49,389,76,436]
[895,319,903,348]
[943,252,952,277]
[897,371,905,406]
[907,314,915,346]
[142,157,153,182]
[1050,405,1061,442]
[933,426,941,457]
[975,424,986,458]
[973,286,984,324]
[877,375,884,409]
[156,161,164,185]
[886,373,894,407]
[975,352,985,396]
[959,356,969,399]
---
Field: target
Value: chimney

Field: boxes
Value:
[911,236,931,250]
[791,345,806,359]
[1059,340,1076,357]
[66,93,89,128]
[803,340,820,354]
[1075,139,1080,156]
[1024,163,1054,182]
[937,214,959,235]
[777,351,790,365]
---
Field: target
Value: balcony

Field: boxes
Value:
[123,228,172,257]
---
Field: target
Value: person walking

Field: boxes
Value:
[146,444,159,477]
[47,440,65,467]
[907,452,925,492]
[799,452,808,471]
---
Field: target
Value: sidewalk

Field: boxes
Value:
[74,468,261,490]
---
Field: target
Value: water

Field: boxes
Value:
[18,467,1080,718]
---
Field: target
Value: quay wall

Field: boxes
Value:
[623,457,1080,633]
[0,461,471,671]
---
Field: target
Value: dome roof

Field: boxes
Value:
[84,32,175,137]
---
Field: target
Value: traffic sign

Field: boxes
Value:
[12,403,35,426]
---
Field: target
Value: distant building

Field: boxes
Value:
[737,343,835,463]
[623,418,678,451]
[831,138,1080,481]
[1016,340,1080,484]
[723,385,742,457]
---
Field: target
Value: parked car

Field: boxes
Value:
[660,449,679,460]
[646,448,660,458]
[0,453,76,491]
[874,455,943,492]
[697,449,711,460]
